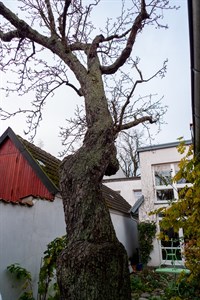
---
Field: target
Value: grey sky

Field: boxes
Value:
[0,0,192,158]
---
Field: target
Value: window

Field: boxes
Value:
[133,190,142,201]
[153,163,191,203]
[160,228,182,262]
[155,163,191,265]
[159,219,184,263]
[156,189,174,201]
[154,164,174,202]
[174,163,190,184]
[154,164,172,186]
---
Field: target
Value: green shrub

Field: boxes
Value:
[138,221,157,265]
[7,264,34,300]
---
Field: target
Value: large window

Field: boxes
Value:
[155,163,191,265]
[153,163,190,203]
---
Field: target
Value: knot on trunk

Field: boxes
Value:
[105,156,119,176]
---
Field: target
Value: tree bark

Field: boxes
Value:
[57,69,131,299]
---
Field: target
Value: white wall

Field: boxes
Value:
[0,198,66,300]
[110,210,138,258]
[103,178,141,206]
[0,197,137,299]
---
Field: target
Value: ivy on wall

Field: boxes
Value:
[138,221,157,265]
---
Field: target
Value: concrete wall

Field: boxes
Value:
[103,177,141,207]
[0,197,137,299]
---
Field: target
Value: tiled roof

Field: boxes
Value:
[0,198,33,207]
[0,128,131,214]
[18,136,61,188]
[102,185,131,214]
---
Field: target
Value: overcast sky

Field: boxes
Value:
[0,0,192,158]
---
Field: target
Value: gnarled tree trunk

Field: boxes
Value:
[57,68,131,300]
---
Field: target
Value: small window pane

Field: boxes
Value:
[154,165,172,186]
[160,228,182,261]
[156,189,174,201]
[174,163,189,184]
[134,190,142,201]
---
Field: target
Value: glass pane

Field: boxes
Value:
[134,190,142,200]
[156,189,174,201]
[160,228,182,261]
[161,228,179,247]
[154,165,172,186]
[174,163,189,184]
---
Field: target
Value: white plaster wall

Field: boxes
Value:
[103,178,141,206]
[0,197,138,299]
[147,238,162,267]
[0,198,66,300]
[138,145,190,266]
[110,211,138,258]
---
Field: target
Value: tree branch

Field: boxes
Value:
[100,0,149,74]
[0,29,23,41]
[88,35,105,68]
[118,59,167,128]
[0,1,87,83]
[102,27,132,43]
[0,2,49,45]
[61,0,71,40]
[44,0,56,35]
[118,115,156,132]
[65,81,83,96]
[69,42,89,52]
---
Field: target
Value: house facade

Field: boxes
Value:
[0,127,138,299]
[103,177,142,207]
[138,141,191,267]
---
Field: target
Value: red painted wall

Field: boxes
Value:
[0,138,54,202]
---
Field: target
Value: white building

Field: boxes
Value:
[103,177,142,207]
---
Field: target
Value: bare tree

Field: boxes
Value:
[0,1,177,299]
[117,129,144,177]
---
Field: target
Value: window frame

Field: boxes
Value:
[153,163,190,204]
[158,215,185,265]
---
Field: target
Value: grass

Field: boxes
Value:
[130,267,200,300]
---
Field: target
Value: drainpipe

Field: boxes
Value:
[188,1,200,157]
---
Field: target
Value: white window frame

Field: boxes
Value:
[158,215,185,266]
[153,163,191,204]
[154,162,191,265]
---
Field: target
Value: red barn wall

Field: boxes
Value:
[0,138,54,202]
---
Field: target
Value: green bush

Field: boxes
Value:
[138,221,157,265]
[7,264,34,300]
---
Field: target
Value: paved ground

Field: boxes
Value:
[131,289,165,300]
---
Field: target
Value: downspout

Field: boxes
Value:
[188,1,200,157]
